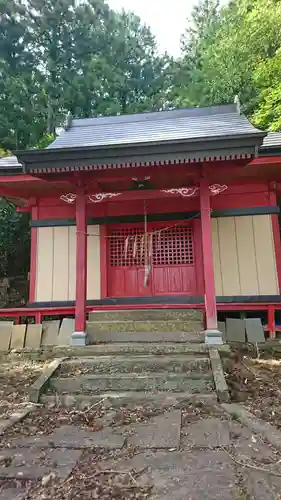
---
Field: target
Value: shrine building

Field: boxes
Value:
[1,103,281,345]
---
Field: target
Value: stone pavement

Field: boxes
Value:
[1,409,281,499]
[0,448,82,480]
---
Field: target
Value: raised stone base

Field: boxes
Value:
[204,329,223,345]
[71,331,87,347]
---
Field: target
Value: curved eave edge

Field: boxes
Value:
[259,148,281,157]
[15,134,265,173]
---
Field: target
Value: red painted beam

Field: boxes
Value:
[75,191,87,333]
[0,174,41,183]
[88,188,199,203]
[200,177,218,331]
[249,156,281,166]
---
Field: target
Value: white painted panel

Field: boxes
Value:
[36,227,53,301]
[87,225,101,300]
[52,227,69,300]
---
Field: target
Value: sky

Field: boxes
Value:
[108,0,195,57]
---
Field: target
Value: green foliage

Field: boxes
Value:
[0,199,30,277]
[0,0,172,150]
[252,48,281,130]
[175,0,281,126]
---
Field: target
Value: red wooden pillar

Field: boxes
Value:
[73,190,87,346]
[268,305,276,339]
[199,177,222,344]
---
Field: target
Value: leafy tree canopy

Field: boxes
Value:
[0,0,172,151]
[174,0,281,129]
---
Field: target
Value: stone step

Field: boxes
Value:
[53,343,230,357]
[86,328,204,343]
[61,355,210,374]
[50,373,214,393]
[88,308,203,322]
[87,320,203,335]
[41,391,217,409]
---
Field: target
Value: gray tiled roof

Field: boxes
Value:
[260,132,281,149]
[48,104,263,150]
[0,155,22,169]
[1,107,280,173]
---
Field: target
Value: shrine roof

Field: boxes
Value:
[47,104,262,150]
[2,104,278,175]
[0,156,22,173]
[260,132,281,153]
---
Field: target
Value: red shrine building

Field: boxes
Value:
[1,103,281,345]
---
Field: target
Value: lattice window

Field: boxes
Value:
[109,228,145,267]
[152,226,194,266]
[109,225,194,267]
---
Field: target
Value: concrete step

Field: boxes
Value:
[53,343,230,357]
[88,308,203,322]
[86,328,204,343]
[41,391,217,409]
[50,372,213,393]
[87,320,203,335]
[60,354,210,374]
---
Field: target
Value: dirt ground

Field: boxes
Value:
[224,348,281,429]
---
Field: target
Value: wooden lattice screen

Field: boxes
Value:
[109,225,194,268]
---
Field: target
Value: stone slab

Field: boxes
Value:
[88,309,203,322]
[209,349,229,402]
[237,438,279,464]
[86,327,203,343]
[226,318,246,343]
[0,322,13,351]
[181,418,230,448]
[0,405,36,435]
[50,373,213,393]
[245,318,265,343]
[41,391,217,410]
[125,410,181,449]
[62,355,210,374]
[99,449,239,499]
[57,318,74,346]
[222,403,281,451]
[218,321,226,342]
[25,324,42,349]
[245,470,281,500]
[0,448,81,480]
[0,490,26,500]
[29,358,63,403]
[52,343,229,357]
[41,320,60,346]
[15,424,125,449]
[10,325,26,350]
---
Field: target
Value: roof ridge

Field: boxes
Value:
[71,104,238,129]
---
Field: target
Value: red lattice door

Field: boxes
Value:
[108,222,197,297]
[151,224,196,295]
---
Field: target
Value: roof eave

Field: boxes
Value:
[259,146,281,156]
[0,166,23,175]
[16,132,265,171]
